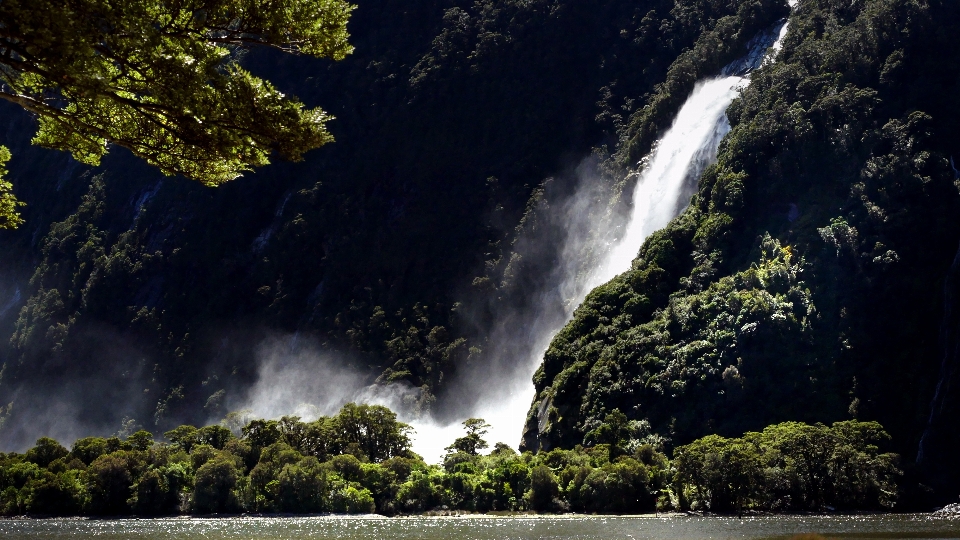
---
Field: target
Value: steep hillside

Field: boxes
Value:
[0,0,786,448]
[523,0,960,502]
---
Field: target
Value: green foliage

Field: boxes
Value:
[70,438,109,466]
[526,0,960,491]
[86,452,137,514]
[331,403,414,462]
[673,420,900,512]
[0,0,355,190]
[276,457,328,512]
[25,469,87,515]
[0,406,901,516]
[330,484,375,514]
[193,455,241,513]
[532,234,815,449]
[196,425,235,451]
[126,431,155,452]
[0,146,24,229]
[129,462,190,515]
[24,437,68,468]
[527,464,560,511]
[164,425,200,454]
[444,418,491,456]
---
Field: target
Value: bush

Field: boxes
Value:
[24,438,69,469]
[26,470,86,515]
[673,421,901,512]
[277,457,328,513]
[87,453,135,515]
[330,485,375,514]
[527,464,560,512]
[193,457,240,514]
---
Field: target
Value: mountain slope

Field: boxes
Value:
[0,0,785,448]
[523,0,960,502]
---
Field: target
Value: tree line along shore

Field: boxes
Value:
[0,403,899,516]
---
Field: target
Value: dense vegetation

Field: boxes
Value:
[524,0,960,505]
[0,0,355,232]
[1,0,959,510]
[0,0,786,447]
[0,403,898,516]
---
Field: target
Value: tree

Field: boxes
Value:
[196,425,235,450]
[24,437,68,468]
[331,403,413,462]
[445,418,491,456]
[526,464,559,512]
[87,452,135,514]
[277,457,328,512]
[70,437,109,466]
[164,425,200,453]
[126,430,155,452]
[0,0,355,227]
[193,456,240,513]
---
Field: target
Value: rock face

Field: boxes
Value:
[935,503,960,515]
[524,0,960,502]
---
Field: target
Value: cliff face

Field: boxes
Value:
[0,0,785,448]
[524,0,960,500]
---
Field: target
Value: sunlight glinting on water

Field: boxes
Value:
[3,514,960,539]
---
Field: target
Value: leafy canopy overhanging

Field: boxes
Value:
[0,0,355,228]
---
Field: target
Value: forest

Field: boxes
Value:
[0,0,788,441]
[0,403,899,516]
[1,0,959,514]
[523,0,960,507]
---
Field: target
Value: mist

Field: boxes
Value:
[224,334,420,424]
[0,323,154,452]
[228,42,783,464]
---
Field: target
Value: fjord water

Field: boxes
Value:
[3,514,960,539]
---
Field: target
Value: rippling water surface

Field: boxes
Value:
[2,514,960,540]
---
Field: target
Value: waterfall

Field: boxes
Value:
[584,78,741,292]
[406,18,794,463]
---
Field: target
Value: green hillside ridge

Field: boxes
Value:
[522,0,960,504]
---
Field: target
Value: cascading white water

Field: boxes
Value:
[406,17,793,463]
[237,15,794,465]
[586,78,743,291]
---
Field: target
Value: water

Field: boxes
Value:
[2,514,960,539]
[584,76,743,292]
[412,78,746,460]
[222,16,793,464]
[404,19,793,460]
